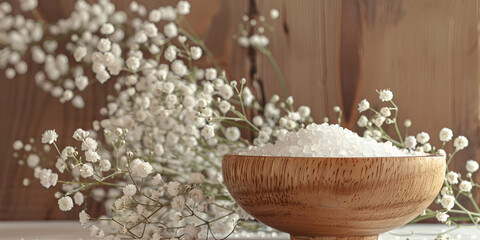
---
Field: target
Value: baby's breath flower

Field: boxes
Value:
[270,9,279,19]
[440,195,455,210]
[73,128,89,141]
[404,119,412,128]
[27,154,40,168]
[189,173,205,185]
[459,180,473,192]
[41,129,58,144]
[446,171,459,184]
[190,46,202,60]
[416,132,430,145]
[189,188,203,203]
[164,22,178,38]
[357,99,369,112]
[168,181,181,196]
[466,160,479,173]
[380,107,391,117]
[436,212,449,223]
[404,136,417,149]
[225,127,241,141]
[58,196,74,211]
[177,1,191,15]
[372,116,385,127]
[123,184,137,197]
[100,23,115,35]
[130,158,153,178]
[201,125,215,139]
[74,192,84,206]
[126,56,140,71]
[80,164,94,178]
[378,89,393,102]
[454,136,469,151]
[81,137,97,151]
[152,173,164,186]
[439,128,453,142]
[74,46,87,62]
[171,195,185,210]
[79,210,89,226]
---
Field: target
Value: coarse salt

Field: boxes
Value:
[240,123,418,157]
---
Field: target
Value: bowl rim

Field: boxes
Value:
[223,153,445,160]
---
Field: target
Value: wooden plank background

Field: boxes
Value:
[0,0,479,221]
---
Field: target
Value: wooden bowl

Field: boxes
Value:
[222,155,446,240]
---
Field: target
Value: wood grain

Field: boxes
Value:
[223,154,446,239]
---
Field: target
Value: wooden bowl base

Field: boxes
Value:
[291,235,378,240]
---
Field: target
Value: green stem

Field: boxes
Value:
[256,46,288,99]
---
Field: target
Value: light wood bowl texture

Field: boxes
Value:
[222,155,446,240]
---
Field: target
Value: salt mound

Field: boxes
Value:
[240,123,417,157]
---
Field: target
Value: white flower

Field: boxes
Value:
[171,195,185,210]
[20,0,37,12]
[357,99,370,112]
[218,84,234,100]
[436,212,449,223]
[149,9,161,22]
[189,188,203,203]
[423,143,432,152]
[439,128,453,142]
[201,125,215,139]
[416,132,430,145]
[74,47,87,62]
[466,160,479,173]
[454,136,468,150]
[164,45,177,62]
[164,22,178,38]
[80,164,94,178]
[144,23,158,37]
[177,1,191,15]
[85,150,100,163]
[378,89,393,102]
[190,46,202,60]
[100,23,115,35]
[440,195,455,210]
[225,127,240,141]
[152,173,164,186]
[12,140,23,150]
[298,106,311,118]
[219,100,231,114]
[98,159,111,172]
[41,129,58,144]
[58,196,73,211]
[82,137,98,151]
[55,158,65,173]
[27,154,40,168]
[270,9,279,19]
[205,68,217,80]
[357,115,368,127]
[74,192,84,206]
[168,181,181,196]
[459,181,473,192]
[75,76,88,91]
[238,36,249,47]
[126,56,140,71]
[123,184,137,197]
[130,158,153,178]
[446,171,459,184]
[189,173,205,185]
[404,136,417,149]
[440,186,450,196]
[73,128,89,141]
[372,116,385,127]
[171,60,188,76]
[380,107,391,117]
[79,210,89,226]
[97,38,112,52]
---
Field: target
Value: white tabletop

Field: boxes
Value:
[0,221,478,240]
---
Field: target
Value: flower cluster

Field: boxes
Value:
[6,1,308,239]
[356,89,480,236]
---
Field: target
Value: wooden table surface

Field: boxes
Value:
[0,222,478,240]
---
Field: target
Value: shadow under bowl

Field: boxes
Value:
[222,154,446,240]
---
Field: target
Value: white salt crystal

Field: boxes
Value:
[239,123,419,157]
